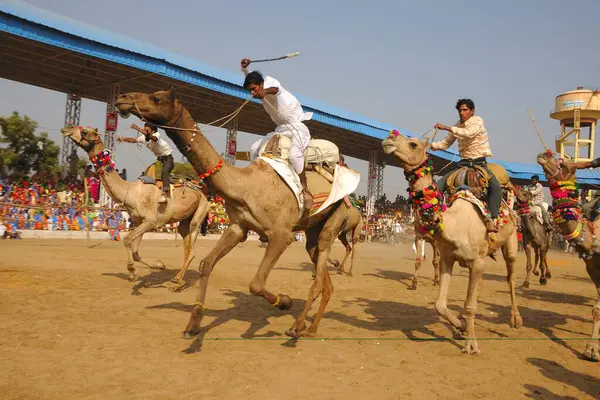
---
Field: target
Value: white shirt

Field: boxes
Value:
[431,116,493,159]
[0,223,6,236]
[136,131,172,157]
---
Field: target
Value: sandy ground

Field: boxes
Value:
[0,238,599,400]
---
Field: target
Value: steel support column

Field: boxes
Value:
[99,84,119,207]
[225,116,238,165]
[366,151,378,220]
[61,93,81,171]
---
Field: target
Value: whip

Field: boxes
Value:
[248,52,301,64]
[527,108,549,151]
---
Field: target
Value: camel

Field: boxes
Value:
[61,126,209,291]
[115,88,356,338]
[327,205,363,276]
[411,213,440,290]
[382,130,522,354]
[537,151,600,361]
[514,186,551,288]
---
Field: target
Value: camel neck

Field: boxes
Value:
[406,158,446,236]
[163,109,240,200]
[89,149,131,207]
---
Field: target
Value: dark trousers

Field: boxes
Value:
[158,154,174,193]
[436,157,501,219]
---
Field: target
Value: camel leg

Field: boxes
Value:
[582,261,600,362]
[287,213,339,338]
[335,232,352,275]
[169,201,207,291]
[410,237,425,290]
[129,232,166,271]
[543,240,552,279]
[501,234,523,329]
[123,221,156,281]
[461,259,485,355]
[434,255,465,332]
[431,241,441,286]
[247,230,293,308]
[536,247,547,286]
[347,230,359,276]
[183,224,248,338]
[522,240,533,288]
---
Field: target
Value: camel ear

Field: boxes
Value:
[423,137,431,150]
[168,86,177,100]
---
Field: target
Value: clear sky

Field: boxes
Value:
[1,0,599,196]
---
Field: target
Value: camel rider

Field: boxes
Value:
[116,123,174,203]
[570,157,600,220]
[241,58,314,218]
[525,174,552,231]
[430,98,501,233]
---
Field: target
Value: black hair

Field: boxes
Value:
[243,71,264,89]
[144,122,158,133]
[455,98,475,111]
[532,174,540,180]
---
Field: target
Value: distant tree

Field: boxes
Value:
[0,112,61,179]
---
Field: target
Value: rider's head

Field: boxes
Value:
[455,99,475,123]
[144,122,157,135]
[243,71,265,97]
[531,174,539,184]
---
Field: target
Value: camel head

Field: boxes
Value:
[115,87,182,126]
[514,185,531,203]
[536,150,577,182]
[381,130,429,171]
[61,125,105,156]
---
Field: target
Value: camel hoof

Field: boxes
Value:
[285,328,301,339]
[533,270,539,276]
[276,294,293,310]
[582,345,600,362]
[346,272,353,277]
[545,271,552,279]
[182,329,200,339]
[168,281,186,292]
[152,260,166,270]
[128,274,137,282]
[331,260,340,268]
[522,281,530,289]
[539,277,548,286]
[510,314,523,329]
[461,344,482,356]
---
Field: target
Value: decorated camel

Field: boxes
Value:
[382,130,522,354]
[537,150,600,361]
[514,186,551,288]
[115,88,360,338]
[61,126,208,291]
[411,215,440,290]
[327,204,363,276]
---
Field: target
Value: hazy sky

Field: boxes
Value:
[1,0,599,196]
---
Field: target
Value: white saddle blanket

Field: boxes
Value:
[258,136,340,166]
[530,205,544,226]
[258,156,360,217]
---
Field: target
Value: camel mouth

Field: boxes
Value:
[114,102,134,119]
[61,127,74,137]
[382,142,397,155]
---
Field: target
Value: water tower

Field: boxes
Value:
[551,87,600,162]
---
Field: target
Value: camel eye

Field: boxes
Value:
[409,142,417,149]
[151,96,160,104]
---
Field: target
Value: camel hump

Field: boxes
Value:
[261,134,340,166]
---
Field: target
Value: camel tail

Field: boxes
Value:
[353,215,364,245]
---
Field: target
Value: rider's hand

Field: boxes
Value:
[241,58,251,69]
[116,136,123,142]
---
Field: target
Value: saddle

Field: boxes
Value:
[140,162,202,190]
[445,163,510,199]
[261,134,340,183]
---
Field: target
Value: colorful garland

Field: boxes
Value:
[403,158,434,185]
[90,150,115,175]
[198,159,224,180]
[516,199,531,216]
[549,180,581,225]
[407,180,446,235]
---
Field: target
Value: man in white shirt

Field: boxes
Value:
[241,58,314,218]
[525,174,552,231]
[117,123,174,203]
[430,99,501,233]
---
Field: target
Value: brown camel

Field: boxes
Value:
[537,151,600,362]
[411,213,440,290]
[115,88,355,338]
[61,126,209,291]
[327,205,363,276]
[514,186,551,288]
[382,131,522,354]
